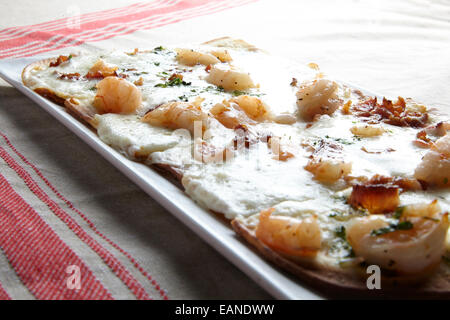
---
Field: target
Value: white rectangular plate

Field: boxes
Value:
[0,57,326,300]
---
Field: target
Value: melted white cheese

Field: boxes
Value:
[96,114,184,159]
[27,44,450,270]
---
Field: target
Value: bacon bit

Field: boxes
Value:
[290,78,298,87]
[342,100,352,114]
[413,139,432,149]
[352,96,428,128]
[368,174,421,191]
[394,177,422,191]
[205,64,212,73]
[116,73,128,79]
[416,130,431,143]
[85,71,103,79]
[57,72,81,80]
[348,174,422,191]
[414,122,449,149]
[49,55,72,67]
[134,77,144,86]
[361,146,395,154]
[169,73,183,81]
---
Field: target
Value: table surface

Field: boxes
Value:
[0,0,449,300]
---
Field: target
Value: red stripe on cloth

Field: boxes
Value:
[0,282,11,300]
[0,132,169,299]
[0,171,112,300]
[0,146,152,300]
[0,0,258,59]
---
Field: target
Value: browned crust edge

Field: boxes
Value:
[22,57,98,128]
[202,36,260,52]
[231,218,450,298]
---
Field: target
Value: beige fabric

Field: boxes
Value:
[0,0,449,299]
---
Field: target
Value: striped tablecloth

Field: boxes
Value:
[0,0,449,300]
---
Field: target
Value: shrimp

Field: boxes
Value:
[176,48,219,66]
[210,50,232,63]
[206,65,255,91]
[414,134,450,187]
[142,101,209,134]
[350,124,385,137]
[211,96,272,129]
[231,95,272,122]
[93,77,142,114]
[346,204,449,275]
[296,79,342,121]
[255,208,322,257]
[86,59,118,79]
[210,100,256,129]
[305,140,352,183]
[306,159,352,184]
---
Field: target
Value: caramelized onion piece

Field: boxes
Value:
[349,183,399,214]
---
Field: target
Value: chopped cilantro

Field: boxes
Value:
[154,62,160,66]
[178,95,188,102]
[157,71,169,77]
[206,85,225,93]
[232,90,247,96]
[155,77,191,88]
[335,226,346,240]
[371,226,395,236]
[393,206,405,219]
[371,220,413,236]
[324,135,353,145]
[153,46,165,52]
[397,220,413,230]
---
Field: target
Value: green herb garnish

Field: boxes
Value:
[371,220,413,236]
[153,46,165,52]
[393,206,405,219]
[155,77,191,88]
[335,226,346,240]
[324,135,353,145]
[178,95,188,102]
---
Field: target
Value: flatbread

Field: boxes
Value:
[21,37,450,297]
